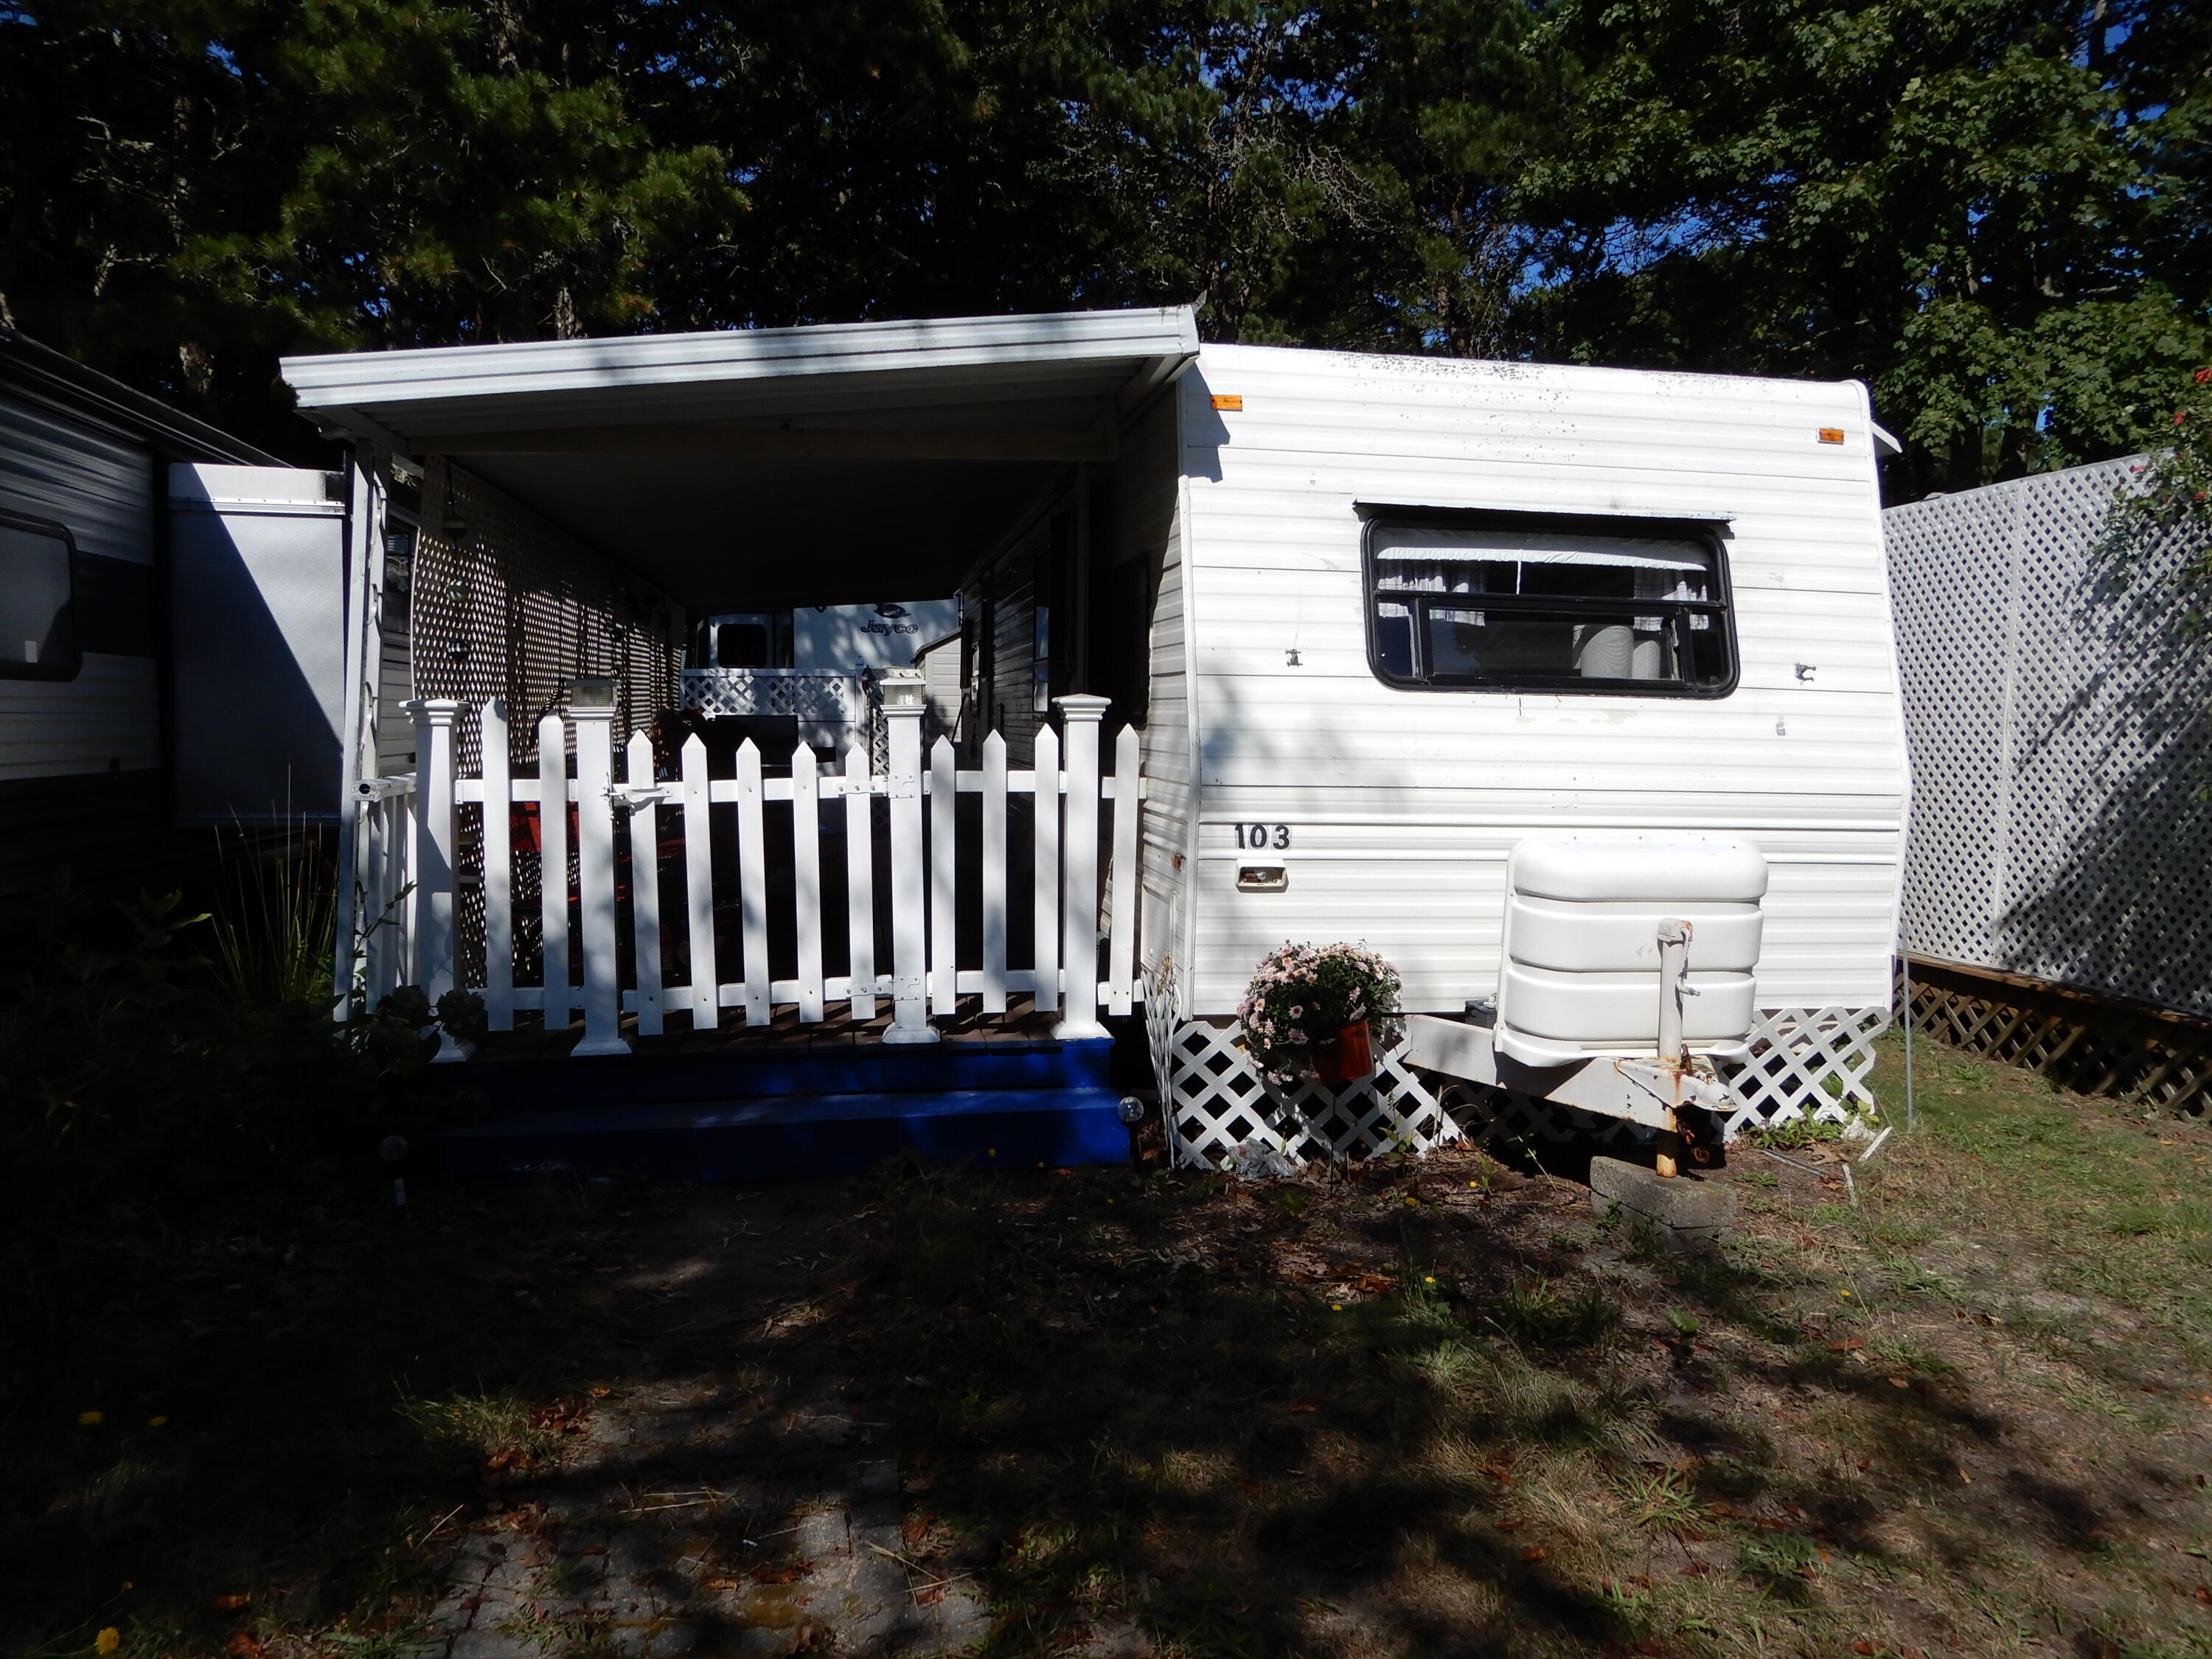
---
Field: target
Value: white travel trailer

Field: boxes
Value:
[281,307,1907,1173]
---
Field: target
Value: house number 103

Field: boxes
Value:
[1234,824,1291,849]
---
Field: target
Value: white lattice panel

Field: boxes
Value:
[1887,459,2212,1017]
[1151,1006,1888,1169]
[681,669,858,721]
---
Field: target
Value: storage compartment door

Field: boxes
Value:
[167,464,347,822]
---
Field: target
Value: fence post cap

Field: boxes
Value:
[568,675,619,714]
[401,698,463,724]
[1053,694,1112,720]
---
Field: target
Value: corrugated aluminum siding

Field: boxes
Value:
[1177,345,1907,1017]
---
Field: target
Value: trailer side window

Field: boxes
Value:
[1365,516,1735,697]
[0,512,80,682]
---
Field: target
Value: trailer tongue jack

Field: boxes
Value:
[1403,917,1738,1166]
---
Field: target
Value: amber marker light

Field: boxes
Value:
[1211,394,1244,411]
[1818,427,1846,444]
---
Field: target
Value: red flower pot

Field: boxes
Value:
[1311,1021,1374,1086]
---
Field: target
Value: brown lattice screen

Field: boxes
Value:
[403,458,684,990]
[406,457,683,775]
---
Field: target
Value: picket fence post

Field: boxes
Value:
[406,698,466,1060]
[1053,696,1110,1040]
[736,738,771,1026]
[980,731,1008,1015]
[929,734,958,1018]
[570,681,629,1055]
[791,742,825,1023]
[481,700,515,1031]
[1107,722,1141,1016]
[537,712,571,1033]
[1030,723,1060,1015]
[681,734,716,1031]
[627,729,665,1037]
[881,681,936,1043]
[843,744,877,1022]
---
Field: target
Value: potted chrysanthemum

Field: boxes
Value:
[1237,942,1404,1086]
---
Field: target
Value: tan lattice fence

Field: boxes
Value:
[1905,956,2212,1114]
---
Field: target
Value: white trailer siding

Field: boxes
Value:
[1100,389,1194,983]
[1177,344,1905,1018]
[0,390,160,782]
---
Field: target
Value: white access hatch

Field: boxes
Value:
[1494,838,1768,1065]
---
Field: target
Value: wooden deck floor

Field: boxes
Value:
[471,992,1077,1062]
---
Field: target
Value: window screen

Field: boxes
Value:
[1366,518,1734,695]
[0,512,80,681]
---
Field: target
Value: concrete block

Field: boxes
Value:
[1589,1155,1736,1244]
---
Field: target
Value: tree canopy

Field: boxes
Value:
[2,0,2204,496]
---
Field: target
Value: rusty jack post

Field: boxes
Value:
[1655,919,1693,1177]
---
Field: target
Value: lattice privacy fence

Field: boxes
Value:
[408,459,685,778]
[680,669,860,721]
[1885,458,2212,1019]
[403,459,687,990]
[1146,967,1888,1169]
[1905,957,2212,1115]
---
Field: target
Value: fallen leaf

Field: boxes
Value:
[225,1637,264,1659]
[211,1596,251,1610]
[1828,1339,1864,1352]
[703,1577,743,1592]
[1680,1562,1710,1577]
[588,1385,611,1398]
[1888,1377,1910,1389]
[1520,1546,1548,1562]
[1282,1402,1319,1414]
[1854,1644,1877,1655]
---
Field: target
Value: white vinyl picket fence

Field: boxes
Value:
[351,692,1144,1054]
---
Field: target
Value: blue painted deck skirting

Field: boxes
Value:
[430,1037,1129,1181]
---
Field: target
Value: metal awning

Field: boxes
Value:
[279,307,1200,610]
[282,307,1200,451]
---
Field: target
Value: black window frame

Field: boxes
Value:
[0,508,83,683]
[1360,505,1739,700]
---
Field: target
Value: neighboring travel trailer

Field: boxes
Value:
[279,307,1908,1172]
[681,599,964,759]
[0,329,341,891]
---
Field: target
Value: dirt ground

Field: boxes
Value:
[8,1031,2212,1659]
